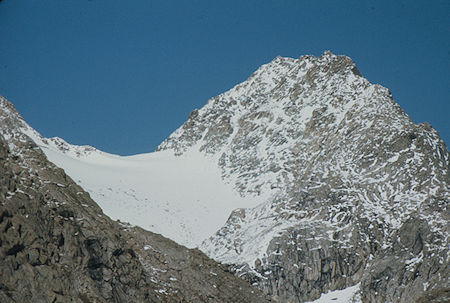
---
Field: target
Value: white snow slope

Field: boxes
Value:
[306,284,360,303]
[17,130,263,248]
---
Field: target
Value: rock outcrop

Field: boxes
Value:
[0,99,272,302]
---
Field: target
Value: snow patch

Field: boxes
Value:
[306,284,361,303]
[28,134,262,248]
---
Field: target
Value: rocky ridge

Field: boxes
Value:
[0,99,273,302]
[157,52,449,302]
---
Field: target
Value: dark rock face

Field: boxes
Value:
[360,218,449,303]
[0,100,273,302]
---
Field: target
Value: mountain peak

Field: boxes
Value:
[269,51,361,77]
[157,53,394,159]
[155,53,448,302]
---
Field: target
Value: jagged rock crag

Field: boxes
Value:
[157,52,449,302]
[0,100,273,302]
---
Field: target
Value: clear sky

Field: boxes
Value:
[0,0,448,155]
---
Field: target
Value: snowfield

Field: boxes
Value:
[24,130,262,248]
[306,284,360,303]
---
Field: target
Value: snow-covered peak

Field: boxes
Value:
[0,96,101,159]
[158,51,385,157]
[157,51,414,199]
[155,53,448,301]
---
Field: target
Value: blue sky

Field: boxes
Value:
[0,0,448,155]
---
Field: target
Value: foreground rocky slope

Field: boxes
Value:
[158,52,449,302]
[0,100,272,302]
